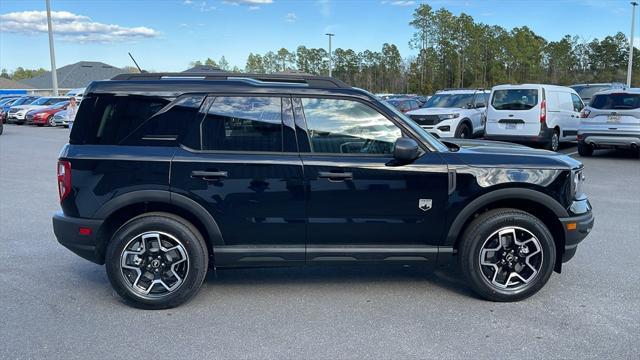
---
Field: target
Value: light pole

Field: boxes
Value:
[627,1,638,87]
[325,33,334,77]
[46,0,58,95]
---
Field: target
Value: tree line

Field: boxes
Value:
[236,4,637,94]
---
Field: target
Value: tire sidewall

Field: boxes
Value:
[461,211,556,301]
[456,122,471,138]
[105,214,208,309]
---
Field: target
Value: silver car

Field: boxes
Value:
[577,88,640,157]
[52,109,71,127]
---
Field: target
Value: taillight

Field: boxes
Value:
[580,109,591,118]
[540,99,546,123]
[57,160,71,202]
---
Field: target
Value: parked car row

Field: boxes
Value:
[394,84,639,157]
[0,93,81,128]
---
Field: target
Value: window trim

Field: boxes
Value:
[293,94,430,157]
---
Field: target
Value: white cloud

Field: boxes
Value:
[183,0,193,4]
[0,10,158,43]
[381,1,415,6]
[285,12,297,23]
[248,6,260,11]
[317,0,330,17]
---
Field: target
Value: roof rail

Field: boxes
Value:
[110,72,350,88]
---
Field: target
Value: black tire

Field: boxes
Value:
[105,212,208,309]
[458,208,556,302]
[0,121,3,135]
[577,142,593,157]
[455,122,471,139]
[47,115,55,127]
[544,129,560,152]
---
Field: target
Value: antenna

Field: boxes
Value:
[128,52,144,73]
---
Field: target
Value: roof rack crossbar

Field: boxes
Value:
[110,72,349,88]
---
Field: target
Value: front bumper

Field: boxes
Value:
[558,199,594,263]
[52,212,105,264]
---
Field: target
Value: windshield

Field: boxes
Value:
[491,89,539,110]
[380,100,449,152]
[590,93,640,110]
[31,98,51,105]
[423,93,474,108]
[12,97,34,106]
[571,85,612,100]
[51,101,69,109]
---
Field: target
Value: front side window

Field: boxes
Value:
[201,96,282,152]
[474,93,488,107]
[491,89,539,110]
[301,98,401,155]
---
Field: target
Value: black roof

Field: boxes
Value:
[110,72,349,89]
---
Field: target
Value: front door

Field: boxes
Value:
[293,97,449,263]
[171,95,306,265]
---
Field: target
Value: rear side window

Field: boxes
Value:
[201,96,282,152]
[491,89,539,110]
[590,93,640,110]
[71,95,171,145]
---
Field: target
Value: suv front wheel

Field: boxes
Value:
[105,212,208,309]
[459,208,556,302]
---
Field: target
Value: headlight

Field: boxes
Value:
[571,169,585,199]
[439,113,460,120]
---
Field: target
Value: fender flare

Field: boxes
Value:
[444,187,568,246]
[94,190,224,246]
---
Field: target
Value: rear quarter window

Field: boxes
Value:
[590,93,640,110]
[70,94,205,146]
[491,89,539,110]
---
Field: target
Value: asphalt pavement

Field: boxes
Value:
[0,124,638,359]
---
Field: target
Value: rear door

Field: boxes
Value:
[487,88,541,136]
[170,95,306,265]
[294,96,448,263]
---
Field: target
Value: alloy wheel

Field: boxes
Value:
[478,226,543,291]
[119,231,189,298]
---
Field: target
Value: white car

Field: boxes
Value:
[7,96,67,124]
[484,84,584,151]
[65,88,86,102]
[406,89,489,138]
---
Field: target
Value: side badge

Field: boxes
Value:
[418,199,432,212]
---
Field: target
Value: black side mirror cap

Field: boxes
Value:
[393,137,420,163]
[475,103,486,108]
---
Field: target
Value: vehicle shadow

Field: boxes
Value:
[588,148,639,159]
[203,263,476,298]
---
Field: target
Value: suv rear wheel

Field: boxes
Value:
[105,212,208,309]
[458,208,556,302]
[545,129,560,152]
[577,142,594,157]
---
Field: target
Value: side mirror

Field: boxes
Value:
[393,137,420,163]
[475,103,486,109]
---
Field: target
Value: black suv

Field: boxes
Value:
[53,73,594,309]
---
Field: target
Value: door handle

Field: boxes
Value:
[318,171,353,181]
[191,170,228,180]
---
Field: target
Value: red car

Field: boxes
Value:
[25,101,69,126]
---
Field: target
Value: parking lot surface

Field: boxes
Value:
[1,125,638,359]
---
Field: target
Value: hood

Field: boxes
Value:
[13,105,45,112]
[441,138,582,170]
[407,107,464,116]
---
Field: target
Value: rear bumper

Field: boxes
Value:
[558,201,594,263]
[485,125,553,144]
[578,131,640,149]
[52,212,104,264]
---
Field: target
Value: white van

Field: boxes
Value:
[484,84,584,151]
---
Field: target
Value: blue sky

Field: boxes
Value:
[0,0,634,72]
